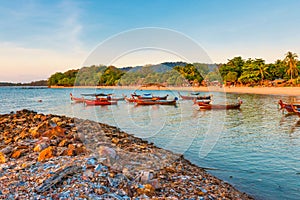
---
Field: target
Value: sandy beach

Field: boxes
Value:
[51,85,300,96]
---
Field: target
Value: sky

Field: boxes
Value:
[1,0,300,82]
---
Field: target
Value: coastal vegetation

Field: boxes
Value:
[47,52,300,87]
[0,80,47,87]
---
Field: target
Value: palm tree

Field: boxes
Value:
[253,58,269,85]
[284,51,299,80]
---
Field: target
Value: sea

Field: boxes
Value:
[0,86,300,200]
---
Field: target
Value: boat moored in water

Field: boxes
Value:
[278,99,300,113]
[198,98,243,110]
[70,93,85,103]
[84,98,118,106]
[178,92,211,100]
[81,93,125,101]
[289,102,300,117]
[132,93,169,100]
[135,97,178,106]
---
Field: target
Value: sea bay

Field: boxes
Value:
[1,86,300,200]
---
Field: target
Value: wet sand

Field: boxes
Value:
[51,85,300,96]
[0,110,254,199]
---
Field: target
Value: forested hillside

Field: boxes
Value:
[47,52,300,87]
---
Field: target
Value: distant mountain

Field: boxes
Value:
[119,66,142,72]
[120,61,187,73]
[150,61,187,72]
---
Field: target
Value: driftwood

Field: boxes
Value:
[36,165,82,193]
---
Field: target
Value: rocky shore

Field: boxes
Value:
[0,110,253,199]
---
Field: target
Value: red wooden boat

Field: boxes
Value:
[84,98,118,106]
[125,96,139,103]
[178,92,211,100]
[198,98,243,110]
[70,93,85,103]
[278,99,300,113]
[82,93,125,101]
[132,93,169,100]
[194,99,211,105]
[135,98,178,106]
[291,103,300,117]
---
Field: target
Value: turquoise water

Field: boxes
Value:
[1,87,300,200]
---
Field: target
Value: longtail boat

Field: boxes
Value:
[84,98,118,106]
[291,103,300,117]
[278,99,300,113]
[81,93,125,101]
[132,93,169,100]
[70,93,85,103]
[178,92,211,100]
[194,99,212,105]
[198,98,243,110]
[131,93,151,97]
[125,96,139,103]
[135,97,178,106]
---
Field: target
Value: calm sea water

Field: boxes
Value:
[1,86,300,200]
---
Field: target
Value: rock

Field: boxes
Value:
[34,143,49,152]
[11,150,22,159]
[139,170,154,184]
[21,163,28,168]
[58,139,68,147]
[87,157,97,165]
[57,121,66,127]
[0,152,6,163]
[29,128,41,139]
[122,167,133,179]
[98,146,117,159]
[149,179,161,189]
[19,130,29,139]
[83,170,93,179]
[0,146,13,154]
[165,166,176,173]
[50,117,61,124]
[62,144,76,156]
[75,146,86,155]
[42,126,65,139]
[38,147,55,162]
[111,138,119,144]
[56,147,67,156]
[4,138,12,145]
[137,184,155,197]
[95,164,107,172]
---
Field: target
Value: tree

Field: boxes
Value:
[99,66,125,86]
[253,58,269,84]
[267,60,287,80]
[174,64,204,85]
[284,51,299,80]
[219,56,244,79]
[48,72,65,86]
[225,71,238,82]
[238,59,260,84]
[205,71,222,82]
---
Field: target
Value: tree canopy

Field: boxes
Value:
[47,52,300,87]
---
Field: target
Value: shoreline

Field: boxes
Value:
[49,85,300,96]
[0,110,254,199]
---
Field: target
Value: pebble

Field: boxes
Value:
[0,109,253,199]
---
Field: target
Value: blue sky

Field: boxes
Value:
[1,0,300,82]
